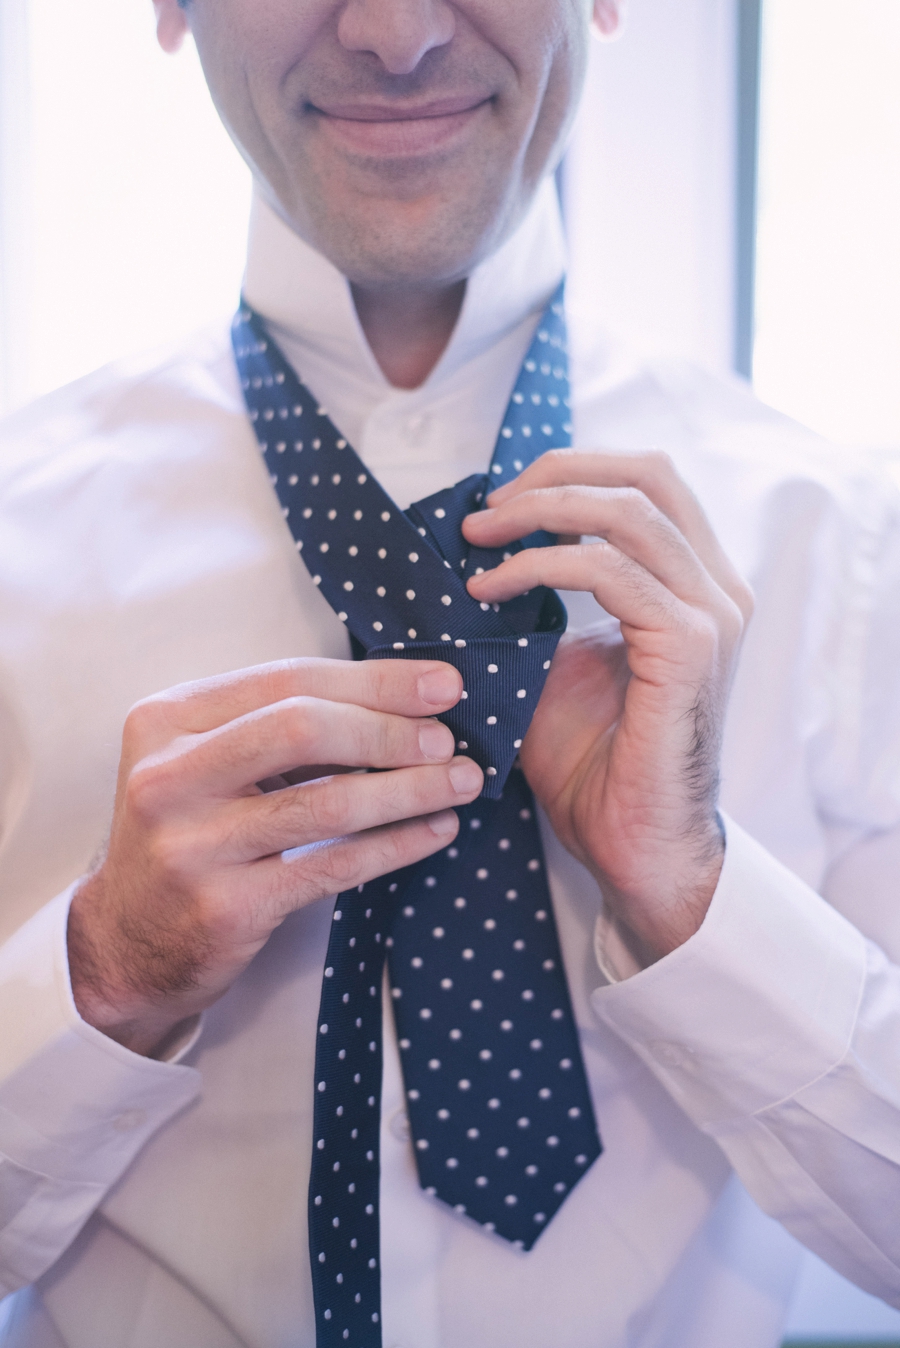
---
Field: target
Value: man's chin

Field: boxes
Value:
[291,179,519,290]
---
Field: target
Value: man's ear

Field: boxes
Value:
[153,0,190,54]
[592,0,626,40]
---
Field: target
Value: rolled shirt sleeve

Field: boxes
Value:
[592,815,900,1304]
[0,887,201,1296]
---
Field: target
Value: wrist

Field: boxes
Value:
[590,815,725,961]
[67,878,201,1058]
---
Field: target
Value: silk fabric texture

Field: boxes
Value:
[232,287,602,1346]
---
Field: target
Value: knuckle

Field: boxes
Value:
[297,839,349,894]
[299,814,440,899]
[687,605,743,666]
[620,486,658,524]
[367,828,416,876]
[285,696,347,761]
[541,447,576,479]
[638,448,677,480]
[254,660,300,710]
[294,777,352,841]
[327,843,375,893]
[123,758,175,825]
[556,482,589,511]
[271,655,319,689]
[719,595,747,645]
[286,697,319,744]
[602,538,638,580]
[362,822,428,881]
[735,579,755,622]
[368,660,418,713]
[146,826,195,883]
[363,658,391,698]
[205,804,251,866]
[371,712,403,766]
[315,854,356,896]
[673,612,719,670]
[371,765,416,817]
[122,695,170,748]
[692,612,720,655]
[316,827,408,896]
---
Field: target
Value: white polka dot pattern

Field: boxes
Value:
[233,308,567,803]
[389,770,602,1237]
[306,890,388,1345]
[233,284,602,1348]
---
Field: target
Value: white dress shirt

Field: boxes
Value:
[1,179,900,1348]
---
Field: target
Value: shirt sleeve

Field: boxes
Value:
[592,815,900,1306]
[0,886,201,1296]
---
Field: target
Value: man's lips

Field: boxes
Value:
[308,94,493,157]
[312,93,490,121]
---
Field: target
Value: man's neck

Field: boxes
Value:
[351,280,467,389]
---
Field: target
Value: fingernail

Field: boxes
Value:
[449,760,483,795]
[418,667,461,706]
[428,809,459,837]
[419,720,454,760]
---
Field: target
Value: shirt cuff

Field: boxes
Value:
[0,886,201,1288]
[590,815,868,1127]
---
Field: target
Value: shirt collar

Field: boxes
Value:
[241,176,567,394]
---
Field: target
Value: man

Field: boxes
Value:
[1,0,900,1344]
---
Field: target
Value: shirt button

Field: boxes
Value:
[389,1109,411,1142]
[405,414,427,435]
[112,1109,147,1132]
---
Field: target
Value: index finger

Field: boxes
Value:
[483,449,753,617]
[132,658,464,738]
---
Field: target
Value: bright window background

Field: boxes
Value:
[754,0,900,449]
[4,0,250,411]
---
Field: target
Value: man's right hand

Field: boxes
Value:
[67,658,482,1058]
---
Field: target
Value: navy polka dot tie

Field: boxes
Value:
[232,286,602,1348]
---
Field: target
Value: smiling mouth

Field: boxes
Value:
[308,95,494,157]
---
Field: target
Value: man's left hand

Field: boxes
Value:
[462,450,754,962]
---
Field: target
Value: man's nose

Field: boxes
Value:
[337,0,455,76]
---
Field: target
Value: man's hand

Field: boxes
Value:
[463,450,753,962]
[68,659,482,1057]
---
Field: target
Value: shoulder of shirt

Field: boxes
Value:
[0,320,241,492]
[569,319,900,572]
